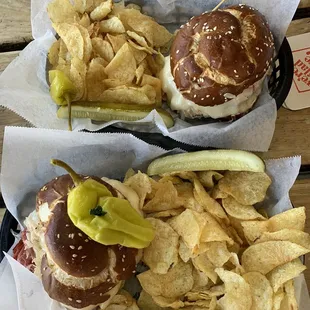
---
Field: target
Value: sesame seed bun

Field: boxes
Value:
[168,4,275,118]
[24,175,140,309]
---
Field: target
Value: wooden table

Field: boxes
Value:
[1,0,310,294]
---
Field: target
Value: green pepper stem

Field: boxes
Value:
[65,93,72,131]
[50,159,82,185]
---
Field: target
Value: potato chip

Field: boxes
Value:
[98,86,154,104]
[58,38,69,61]
[107,290,139,310]
[138,290,168,310]
[109,0,125,16]
[118,9,173,47]
[73,0,93,14]
[162,171,197,182]
[146,53,165,76]
[255,229,310,250]
[205,242,231,268]
[152,296,184,309]
[179,239,192,263]
[48,0,79,23]
[184,300,211,307]
[106,33,127,53]
[91,56,108,67]
[137,261,194,298]
[200,212,234,245]
[228,252,245,275]
[184,291,211,301]
[53,23,85,61]
[139,84,156,103]
[169,209,205,249]
[100,16,126,33]
[147,208,184,219]
[243,272,273,310]
[211,185,229,199]
[135,63,146,85]
[158,175,183,185]
[141,74,162,104]
[192,254,218,283]
[70,57,87,100]
[241,241,309,275]
[143,181,180,213]
[274,289,285,310]
[241,207,306,243]
[125,171,152,209]
[126,3,141,10]
[48,40,60,67]
[128,39,155,55]
[105,43,136,83]
[192,268,210,290]
[222,196,266,221]
[175,182,203,213]
[197,171,223,189]
[267,259,306,293]
[102,79,130,88]
[127,31,158,54]
[143,218,179,274]
[282,280,298,310]
[129,45,148,64]
[90,0,112,21]
[228,216,248,245]
[76,24,92,63]
[86,60,107,101]
[216,268,252,310]
[193,179,228,222]
[92,37,114,62]
[218,171,271,205]
[79,13,91,28]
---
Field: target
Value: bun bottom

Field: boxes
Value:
[61,281,122,310]
[160,57,268,119]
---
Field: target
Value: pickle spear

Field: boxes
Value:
[147,150,265,176]
[57,103,174,128]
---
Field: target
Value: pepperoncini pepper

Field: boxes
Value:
[48,70,76,106]
[51,159,155,249]
[49,70,76,131]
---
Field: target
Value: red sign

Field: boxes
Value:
[292,47,310,93]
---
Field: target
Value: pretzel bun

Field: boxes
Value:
[24,175,140,310]
[161,4,275,119]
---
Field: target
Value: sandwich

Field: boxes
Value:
[13,160,154,310]
[160,4,275,119]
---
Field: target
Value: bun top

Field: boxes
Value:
[170,4,275,107]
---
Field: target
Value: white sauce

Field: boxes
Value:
[159,57,266,119]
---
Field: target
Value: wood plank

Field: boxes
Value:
[289,179,310,291]
[0,51,19,72]
[0,0,32,48]
[262,108,310,165]
[287,17,310,37]
[299,0,310,8]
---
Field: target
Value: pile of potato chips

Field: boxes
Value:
[124,170,310,309]
[47,0,172,105]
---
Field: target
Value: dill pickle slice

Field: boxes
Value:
[147,150,265,176]
[57,104,174,128]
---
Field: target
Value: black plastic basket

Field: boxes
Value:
[0,37,294,262]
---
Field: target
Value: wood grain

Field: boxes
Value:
[0,0,32,47]
[299,0,310,8]
[0,51,19,71]
[290,179,310,287]
[287,17,310,36]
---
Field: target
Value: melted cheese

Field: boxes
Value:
[159,57,266,119]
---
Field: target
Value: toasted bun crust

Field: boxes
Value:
[41,255,122,309]
[170,4,274,107]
